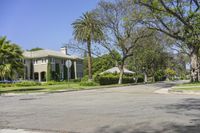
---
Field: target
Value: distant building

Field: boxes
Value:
[23,47,83,82]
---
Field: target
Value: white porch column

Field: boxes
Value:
[24,67,26,80]
[74,61,77,79]
[38,72,41,82]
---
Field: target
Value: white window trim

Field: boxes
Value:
[51,58,55,64]
[41,58,47,64]
[34,59,38,65]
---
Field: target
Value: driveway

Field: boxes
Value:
[1,81,200,133]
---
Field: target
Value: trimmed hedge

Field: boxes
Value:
[79,81,98,86]
[135,75,144,83]
[0,81,41,88]
[95,73,135,85]
[0,83,14,88]
[15,81,41,87]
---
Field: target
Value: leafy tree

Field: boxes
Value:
[165,68,176,80]
[0,36,23,80]
[83,50,120,77]
[55,64,60,81]
[128,30,189,82]
[135,0,200,82]
[72,12,104,81]
[128,31,171,82]
[92,51,120,74]
[173,52,189,79]
[28,47,43,51]
[95,0,151,84]
[47,62,52,81]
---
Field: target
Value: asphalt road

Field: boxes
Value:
[1,81,200,133]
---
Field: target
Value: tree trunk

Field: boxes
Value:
[152,73,155,83]
[118,62,124,84]
[87,39,93,81]
[190,47,199,82]
[152,76,155,83]
[144,71,147,83]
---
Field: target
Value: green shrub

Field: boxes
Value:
[95,73,135,85]
[15,81,41,87]
[43,81,71,85]
[43,81,59,85]
[135,75,144,83]
[155,70,166,81]
[43,79,80,86]
[79,81,98,86]
[70,79,81,82]
[0,83,14,88]
[81,75,89,81]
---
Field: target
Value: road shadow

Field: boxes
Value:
[152,82,178,88]
[93,122,200,133]
[93,98,200,133]
[157,98,200,115]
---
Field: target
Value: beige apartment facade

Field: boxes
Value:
[23,47,83,82]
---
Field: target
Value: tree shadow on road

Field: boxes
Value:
[94,123,200,133]
[152,82,177,88]
[93,98,200,133]
[157,98,200,115]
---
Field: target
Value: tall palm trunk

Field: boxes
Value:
[87,39,93,81]
[190,46,199,82]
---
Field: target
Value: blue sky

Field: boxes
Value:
[0,0,100,51]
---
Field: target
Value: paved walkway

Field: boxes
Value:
[1,81,200,133]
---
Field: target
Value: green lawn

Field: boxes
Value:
[173,82,200,91]
[0,82,127,94]
[173,87,200,91]
[176,82,200,87]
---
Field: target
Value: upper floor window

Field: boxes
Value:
[77,60,83,64]
[51,58,55,64]
[41,58,46,64]
[23,60,26,64]
[61,59,65,65]
[34,59,38,65]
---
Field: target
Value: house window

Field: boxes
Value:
[34,59,38,65]
[61,59,65,65]
[51,58,55,63]
[77,60,83,64]
[41,58,46,64]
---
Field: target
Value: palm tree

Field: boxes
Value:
[0,36,23,80]
[72,12,104,81]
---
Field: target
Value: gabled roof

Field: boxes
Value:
[23,49,80,60]
[100,67,135,74]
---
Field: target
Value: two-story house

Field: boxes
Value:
[23,47,83,82]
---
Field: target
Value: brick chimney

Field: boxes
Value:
[60,46,67,55]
